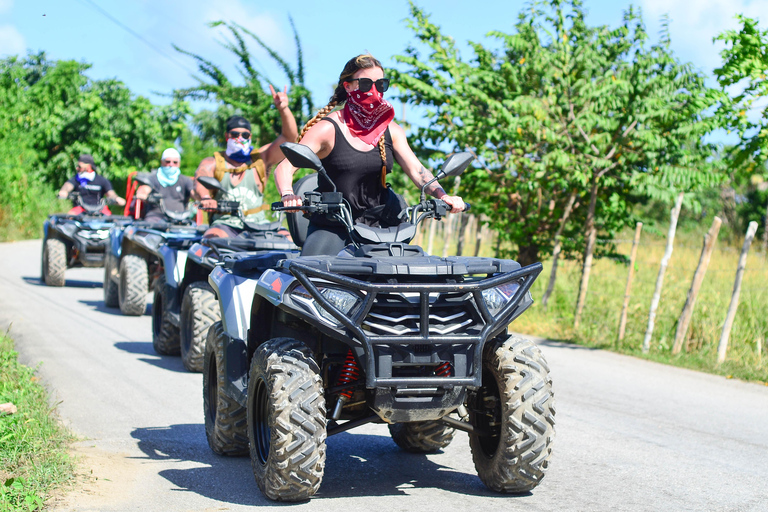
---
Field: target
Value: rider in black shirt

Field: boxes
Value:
[57,154,126,215]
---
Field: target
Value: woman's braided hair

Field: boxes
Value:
[299,54,389,186]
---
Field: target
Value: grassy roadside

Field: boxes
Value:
[0,333,75,511]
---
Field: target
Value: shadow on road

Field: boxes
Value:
[130,423,508,506]
[22,275,102,288]
[114,341,189,373]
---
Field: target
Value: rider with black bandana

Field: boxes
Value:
[274,54,465,256]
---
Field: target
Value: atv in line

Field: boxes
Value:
[103,173,205,355]
[203,143,555,501]
[42,193,129,286]
[174,176,298,372]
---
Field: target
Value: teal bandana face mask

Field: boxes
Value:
[157,166,180,187]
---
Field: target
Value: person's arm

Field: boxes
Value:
[105,190,126,206]
[389,122,465,213]
[135,184,152,201]
[273,119,335,209]
[58,181,75,199]
[258,85,299,170]
[194,157,217,210]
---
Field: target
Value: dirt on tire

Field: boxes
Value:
[469,335,555,493]
[248,338,326,501]
[118,254,148,316]
[203,321,249,456]
[389,421,455,453]
[180,281,219,372]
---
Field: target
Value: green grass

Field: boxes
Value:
[420,217,768,383]
[0,333,75,511]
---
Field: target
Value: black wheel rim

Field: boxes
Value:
[206,352,217,423]
[476,369,502,458]
[253,378,270,465]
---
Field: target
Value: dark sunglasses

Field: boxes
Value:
[229,130,251,140]
[350,77,390,93]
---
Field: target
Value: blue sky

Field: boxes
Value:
[2,0,767,115]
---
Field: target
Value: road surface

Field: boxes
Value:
[1,239,766,511]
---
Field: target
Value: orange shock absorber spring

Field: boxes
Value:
[435,362,453,377]
[332,349,360,419]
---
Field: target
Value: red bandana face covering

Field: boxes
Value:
[343,87,395,145]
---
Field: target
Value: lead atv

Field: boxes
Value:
[175,176,298,372]
[42,193,129,286]
[203,144,555,501]
[103,173,205,355]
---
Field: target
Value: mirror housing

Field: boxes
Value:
[197,176,225,193]
[436,152,474,180]
[280,142,323,171]
[134,172,153,188]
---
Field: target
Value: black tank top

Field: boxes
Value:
[318,118,393,222]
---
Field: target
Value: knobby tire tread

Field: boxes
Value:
[180,281,219,372]
[43,239,66,287]
[118,254,148,316]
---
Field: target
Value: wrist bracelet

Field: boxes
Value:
[281,191,294,197]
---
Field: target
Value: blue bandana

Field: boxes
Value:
[225,138,253,163]
[157,166,180,187]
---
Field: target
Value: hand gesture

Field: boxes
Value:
[269,84,289,111]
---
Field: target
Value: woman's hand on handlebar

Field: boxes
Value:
[442,195,466,213]
[279,193,302,213]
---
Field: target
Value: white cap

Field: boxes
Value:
[161,147,181,161]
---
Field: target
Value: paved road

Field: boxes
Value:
[2,239,767,511]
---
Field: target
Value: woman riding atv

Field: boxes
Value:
[274,54,465,256]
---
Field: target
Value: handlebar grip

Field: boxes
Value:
[463,202,471,212]
[271,202,284,211]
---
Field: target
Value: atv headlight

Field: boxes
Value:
[290,284,362,326]
[481,281,521,316]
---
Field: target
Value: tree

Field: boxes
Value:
[174,19,313,150]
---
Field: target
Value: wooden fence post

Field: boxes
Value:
[671,216,722,354]
[455,214,471,256]
[442,215,457,257]
[573,227,597,329]
[642,192,684,353]
[474,216,485,257]
[717,221,758,364]
[542,192,577,310]
[617,222,643,343]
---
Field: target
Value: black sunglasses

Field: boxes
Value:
[229,130,251,140]
[350,77,390,93]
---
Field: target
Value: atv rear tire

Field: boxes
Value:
[43,238,67,287]
[103,253,119,307]
[469,335,555,493]
[203,321,248,456]
[248,338,326,501]
[118,254,148,316]
[152,274,180,355]
[389,421,455,453]
[180,281,219,372]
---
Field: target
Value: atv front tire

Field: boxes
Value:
[103,253,119,307]
[180,281,219,372]
[118,254,148,316]
[152,274,180,355]
[389,421,455,453]
[248,338,326,501]
[203,321,248,456]
[43,238,67,287]
[469,335,555,493]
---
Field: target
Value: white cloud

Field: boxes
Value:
[640,0,768,73]
[0,24,25,57]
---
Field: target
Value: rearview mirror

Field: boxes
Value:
[197,176,225,192]
[134,172,153,187]
[437,152,474,180]
[280,142,322,171]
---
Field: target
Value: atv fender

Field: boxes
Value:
[160,245,187,289]
[208,266,259,341]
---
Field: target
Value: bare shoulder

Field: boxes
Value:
[388,121,408,142]
[195,157,216,177]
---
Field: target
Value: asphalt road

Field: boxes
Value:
[2,239,767,512]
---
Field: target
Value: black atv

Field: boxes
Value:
[203,143,555,501]
[42,192,129,286]
[175,176,298,372]
[103,173,205,354]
